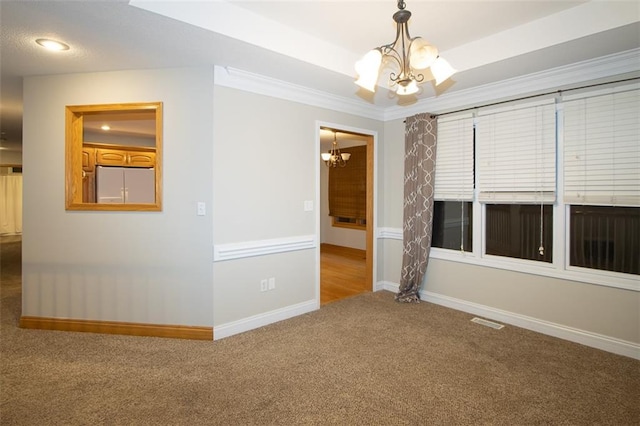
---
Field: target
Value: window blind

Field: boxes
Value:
[476,99,556,203]
[328,145,367,220]
[435,113,474,201]
[563,87,640,207]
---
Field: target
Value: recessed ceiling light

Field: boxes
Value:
[35,38,70,51]
[101,125,111,131]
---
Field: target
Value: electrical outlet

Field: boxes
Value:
[197,202,206,216]
[260,279,268,292]
[268,277,275,290]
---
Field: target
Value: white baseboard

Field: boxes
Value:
[379,280,639,360]
[214,299,318,340]
[374,280,387,292]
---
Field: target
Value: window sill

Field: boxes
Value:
[332,222,366,231]
[429,247,639,292]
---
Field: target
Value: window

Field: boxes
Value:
[432,114,474,250]
[564,87,639,275]
[333,216,366,230]
[65,102,163,211]
[476,100,556,262]
[485,204,553,262]
[569,206,639,275]
[432,201,472,251]
[425,82,639,287]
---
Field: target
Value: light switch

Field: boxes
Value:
[197,202,206,216]
[304,200,313,211]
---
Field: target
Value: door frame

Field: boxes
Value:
[315,121,377,307]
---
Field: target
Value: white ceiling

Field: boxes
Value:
[1,0,639,153]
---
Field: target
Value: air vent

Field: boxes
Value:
[471,317,504,330]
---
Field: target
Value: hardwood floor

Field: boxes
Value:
[320,243,369,306]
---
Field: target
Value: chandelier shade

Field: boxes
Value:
[355,49,383,92]
[430,56,457,86]
[408,37,439,70]
[355,0,456,95]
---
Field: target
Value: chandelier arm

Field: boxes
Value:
[380,24,403,69]
[383,8,416,85]
[380,34,404,84]
[399,22,412,82]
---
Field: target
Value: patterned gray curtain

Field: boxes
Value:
[396,113,437,303]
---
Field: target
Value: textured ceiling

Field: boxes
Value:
[1,0,638,153]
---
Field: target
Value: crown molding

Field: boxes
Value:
[214,66,385,121]
[214,48,639,123]
[383,48,640,121]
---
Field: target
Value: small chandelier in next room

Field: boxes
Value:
[355,0,456,96]
[322,132,351,168]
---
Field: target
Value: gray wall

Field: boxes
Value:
[378,118,640,345]
[22,67,214,327]
[212,86,383,326]
[20,64,638,352]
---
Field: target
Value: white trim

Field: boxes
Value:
[373,281,387,292]
[214,66,384,120]
[315,122,322,309]
[377,227,403,240]
[214,299,317,340]
[562,81,640,102]
[429,247,639,292]
[213,50,638,123]
[378,225,637,291]
[384,49,640,121]
[379,281,400,293]
[214,235,316,262]
[379,281,640,360]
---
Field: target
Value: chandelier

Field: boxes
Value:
[355,0,456,96]
[321,131,351,167]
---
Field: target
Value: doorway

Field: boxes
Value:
[318,125,374,305]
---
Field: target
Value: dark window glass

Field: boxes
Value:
[332,216,366,229]
[432,201,473,251]
[570,205,639,275]
[485,204,553,262]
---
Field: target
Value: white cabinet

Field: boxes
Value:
[96,166,155,204]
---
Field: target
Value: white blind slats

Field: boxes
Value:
[477,102,556,204]
[435,115,474,201]
[564,88,640,206]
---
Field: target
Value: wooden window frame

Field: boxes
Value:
[65,102,163,211]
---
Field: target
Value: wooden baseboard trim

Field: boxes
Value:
[19,316,213,341]
[320,243,366,258]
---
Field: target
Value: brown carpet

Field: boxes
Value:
[1,238,639,425]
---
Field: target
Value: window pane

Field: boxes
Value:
[332,216,366,230]
[432,201,472,251]
[570,205,640,275]
[486,204,553,262]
